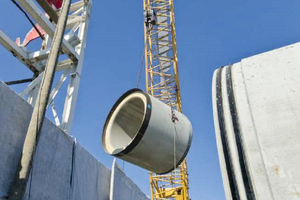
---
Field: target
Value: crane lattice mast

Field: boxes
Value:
[143,0,189,199]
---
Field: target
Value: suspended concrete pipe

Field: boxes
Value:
[102,88,193,174]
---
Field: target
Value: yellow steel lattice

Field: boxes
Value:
[143,0,189,199]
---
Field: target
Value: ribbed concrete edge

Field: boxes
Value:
[212,68,234,200]
[213,42,300,200]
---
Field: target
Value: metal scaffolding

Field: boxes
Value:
[0,0,92,134]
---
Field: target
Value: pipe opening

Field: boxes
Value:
[104,93,147,155]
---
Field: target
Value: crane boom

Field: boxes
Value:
[143,0,189,199]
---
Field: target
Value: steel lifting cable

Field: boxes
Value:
[145,3,179,181]
[150,24,178,174]
[10,0,45,40]
[136,44,145,88]
[173,115,178,174]
[153,30,178,174]
[137,20,155,88]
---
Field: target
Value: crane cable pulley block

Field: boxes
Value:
[144,8,157,30]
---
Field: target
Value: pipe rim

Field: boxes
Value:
[102,88,152,157]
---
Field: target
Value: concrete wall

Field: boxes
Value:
[0,80,32,199]
[70,143,111,200]
[23,119,74,200]
[110,160,149,200]
[0,80,148,200]
[212,43,300,200]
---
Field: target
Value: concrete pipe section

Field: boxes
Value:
[102,88,192,174]
[212,42,300,200]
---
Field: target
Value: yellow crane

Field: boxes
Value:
[143,0,189,199]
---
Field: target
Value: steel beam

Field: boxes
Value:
[48,68,70,107]
[35,0,59,23]
[61,0,92,134]
[0,30,38,73]
[70,1,84,13]
[5,78,33,85]
[66,16,83,30]
[1,0,92,135]
[56,59,73,71]
[20,72,43,98]
[17,0,79,62]
[28,48,50,62]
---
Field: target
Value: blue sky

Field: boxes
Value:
[1,0,300,199]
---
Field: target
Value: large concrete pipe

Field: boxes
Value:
[102,89,192,174]
[212,43,300,200]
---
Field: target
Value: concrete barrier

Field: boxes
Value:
[23,119,74,200]
[0,81,32,199]
[70,143,111,200]
[212,43,300,200]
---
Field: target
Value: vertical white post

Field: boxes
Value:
[61,0,92,134]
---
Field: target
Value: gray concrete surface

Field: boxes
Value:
[0,81,32,199]
[70,143,111,200]
[0,80,148,200]
[23,119,74,200]
[212,43,300,200]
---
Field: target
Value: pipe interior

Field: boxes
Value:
[105,95,146,154]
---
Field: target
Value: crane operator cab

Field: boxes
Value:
[144,8,157,30]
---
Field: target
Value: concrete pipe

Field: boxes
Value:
[102,88,193,174]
